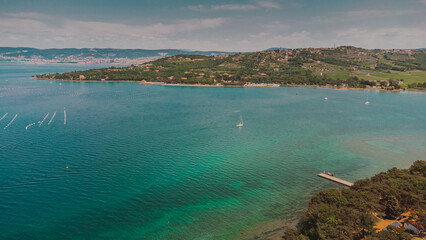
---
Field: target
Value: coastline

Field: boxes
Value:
[34,77,141,83]
[237,215,301,240]
[35,78,426,93]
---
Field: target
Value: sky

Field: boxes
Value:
[0,0,425,51]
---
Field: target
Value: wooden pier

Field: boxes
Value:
[317,173,354,187]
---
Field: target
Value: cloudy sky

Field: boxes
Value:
[0,0,425,51]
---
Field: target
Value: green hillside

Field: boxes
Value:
[37,46,426,89]
[283,160,425,240]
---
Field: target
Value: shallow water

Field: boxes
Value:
[0,63,425,239]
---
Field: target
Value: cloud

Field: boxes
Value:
[334,27,426,49]
[0,14,226,36]
[186,5,205,11]
[243,30,314,49]
[0,14,227,49]
[187,2,280,11]
[243,25,426,51]
[6,12,50,19]
[345,9,426,18]
[250,32,270,39]
[211,4,257,11]
[258,1,280,9]
[262,21,291,31]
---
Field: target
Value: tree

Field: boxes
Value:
[385,195,402,219]
[359,213,374,238]
[373,226,412,240]
[388,79,401,89]
[409,160,426,177]
[309,188,348,207]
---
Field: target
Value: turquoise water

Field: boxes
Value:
[0,63,425,239]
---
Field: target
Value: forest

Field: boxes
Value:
[283,160,425,240]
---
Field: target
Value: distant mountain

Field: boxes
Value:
[264,47,288,51]
[0,47,234,64]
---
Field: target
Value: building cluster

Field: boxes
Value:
[385,49,413,55]
[374,210,424,237]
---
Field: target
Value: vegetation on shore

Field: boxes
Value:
[283,160,426,240]
[37,46,426,90]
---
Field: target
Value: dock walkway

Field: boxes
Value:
[317,173,354,187]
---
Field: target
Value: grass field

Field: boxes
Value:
[356,70,426,87]
[325,70,426,87]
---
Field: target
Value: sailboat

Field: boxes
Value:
[236,115,243,128]
[365,95,370,105]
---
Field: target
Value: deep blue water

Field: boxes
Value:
[0,63,425,239]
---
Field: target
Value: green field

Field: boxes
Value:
[354,70,426,87]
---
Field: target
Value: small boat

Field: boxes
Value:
[365,96,370,105]
[324,97,328,100]
[236,115,243,128]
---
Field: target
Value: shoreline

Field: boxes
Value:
[237,215,301,240]
[35,78,426,93]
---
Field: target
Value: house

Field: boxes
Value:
[404,223,422,235]
[374,210,424,236]
[374,220,400,233]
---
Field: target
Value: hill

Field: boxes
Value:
[283,160,425,240]
[36,46,426,89]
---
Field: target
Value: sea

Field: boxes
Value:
[0,62,425,239]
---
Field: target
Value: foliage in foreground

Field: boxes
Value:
[283,160,426,240]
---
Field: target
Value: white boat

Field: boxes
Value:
[324,97,328,100]
[236,116,243,128]
[365,96,370,105]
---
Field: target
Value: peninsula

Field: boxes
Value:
[37,46,426,90]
